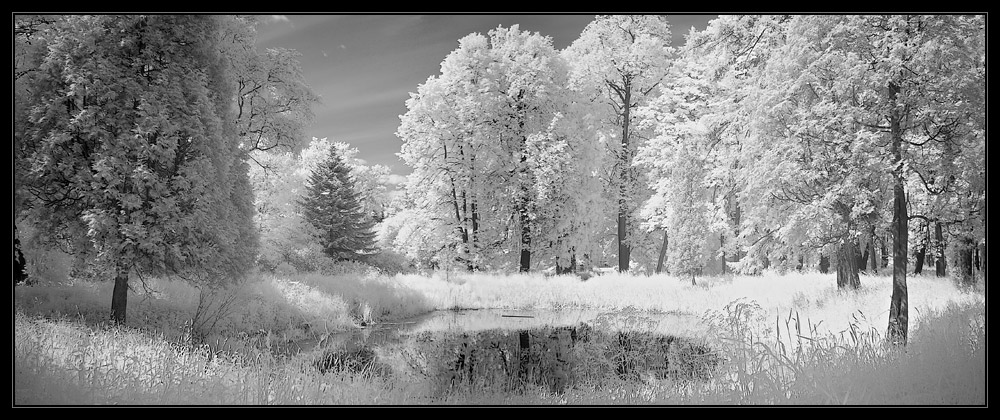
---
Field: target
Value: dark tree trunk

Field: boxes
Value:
[887,81,909,347]
[617,212,630,273]
[13,224,27,285]
[819,254,830,274]
[110,260,129,325]
[445,144,474,272]
[914,224,929,275]
[515,165,530,273]
[655,230,668,274]
[887,182,909,345]
[836,239,861,289]
[870,231,880,274]
[857,238,870,274]
[959,238,975,286]
[880,236,889,269]
[617,84,632,273]
[914,243,927,275]
[796,255,804,271]
[935,222,947,277]
[519,248,531,273]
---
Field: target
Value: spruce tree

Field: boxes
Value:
[300,148,376,261]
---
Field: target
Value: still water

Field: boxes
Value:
[291,308,719,395]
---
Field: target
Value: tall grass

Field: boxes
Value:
[13,310,427,405]
[290,272,434,325]
[14,270,985,405]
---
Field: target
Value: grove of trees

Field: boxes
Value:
[14,15,985,347]
[392,15,987,345]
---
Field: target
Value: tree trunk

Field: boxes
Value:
[935,222,947,277]
[655,230,668,274]
[870,231,880,274]
[617,84,632,273]
[914,242,927,275]
[617,214,630,274]
[836,239,861,289]
[445,144,474,272]
[110,259,129,325]
[887,181,909,345]
[914,224,928,275]
[471,202,480,271]
[691,274,696,286]
[720,234,727,275]
[887,81,909,347]
[959,238,975,286]
[517,131,531,273]
[13,224,27,285]
[857,238,870,273]
[519,247,531,273]
[880,236,889,269]
[819,254,830,274]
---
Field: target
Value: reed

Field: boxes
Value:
[14,270,985,405]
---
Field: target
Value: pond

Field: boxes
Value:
[289,308,721,395]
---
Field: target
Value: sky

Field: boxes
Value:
[254,14,718,181]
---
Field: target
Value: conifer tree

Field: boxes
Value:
[19,15,258,324]
[299,147,376,261]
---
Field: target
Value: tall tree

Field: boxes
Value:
[250,138,390,271]
[397,25,572,272]
[564,15,673,272]
[20,15,257,324]
[299,147,377,261]
[693,15,984,343]
[635,48,714,281]
[667,143,710,284]
[808,15,985,345]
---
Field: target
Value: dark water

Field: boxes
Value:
[298,309,719,395]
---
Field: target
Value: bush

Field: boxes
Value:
[364,250,414,275]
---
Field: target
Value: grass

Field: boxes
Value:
[13,268,986,405]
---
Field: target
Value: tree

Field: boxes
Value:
[299,147,377,261]
[20,15,257,324]
[688,15,984,344]
[564,15,673,272]
[397,25,572,272]
[667,143,710,284]
[250,137,390,271]
[218,15,319,154]
[635,49,715,282]
[795,15,985,345]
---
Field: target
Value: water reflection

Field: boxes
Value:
[299,308,718,395]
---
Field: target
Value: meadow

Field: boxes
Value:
[13,267,986,405]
